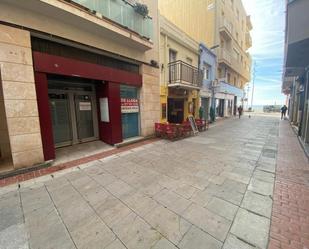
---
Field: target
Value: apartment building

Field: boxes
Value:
[282,0,309,155]
[0,0,160,172]
[159,0,252,117]
[159,15,202,123]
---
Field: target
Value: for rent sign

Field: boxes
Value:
[121,98,139,113]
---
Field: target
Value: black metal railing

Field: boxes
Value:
[168,60,203,88]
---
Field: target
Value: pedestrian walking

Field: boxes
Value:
[199,106,204,120]
[281,105,288,120]
[238,105,243,119]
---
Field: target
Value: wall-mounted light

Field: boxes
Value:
[150,60,159,68]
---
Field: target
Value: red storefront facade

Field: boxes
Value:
[0,0,160,172]
[33,52,143,161]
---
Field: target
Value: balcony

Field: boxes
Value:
[229,56,251,82]
[219,18,233,40]
[72,0,153,40]
[218,49,232,65]
[245,32,252,48]
[168,61,203,90]
[216,80,244,97]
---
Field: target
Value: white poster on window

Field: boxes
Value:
[121,98,139,113]
[79,102,91,111]
[100,98,110,122]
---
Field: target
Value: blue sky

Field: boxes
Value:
[242,0,286,106]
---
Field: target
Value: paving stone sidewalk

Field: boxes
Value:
[268,121,309,249]
[0,115,280,249]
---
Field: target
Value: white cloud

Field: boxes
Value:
[242,0,286,106]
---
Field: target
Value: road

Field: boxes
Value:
[0,115,280,249]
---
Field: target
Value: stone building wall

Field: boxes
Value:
[0,24,44,169]
[140,64,160,136]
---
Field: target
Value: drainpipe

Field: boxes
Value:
[303,68,309,142]
[211,79,218,121]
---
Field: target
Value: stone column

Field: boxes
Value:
[0,24,44,169]
[139,64,160,136]
[0,70,11,162]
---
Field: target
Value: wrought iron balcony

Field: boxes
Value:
[168,61,203,89]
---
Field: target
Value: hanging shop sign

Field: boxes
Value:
[121,98,139,113]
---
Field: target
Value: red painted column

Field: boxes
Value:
[34,72,56,161]
[97,82,122,144]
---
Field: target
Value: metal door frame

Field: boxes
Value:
[48,92,73,148]
[48,82,99,148]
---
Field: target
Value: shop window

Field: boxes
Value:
[120,85,140,139]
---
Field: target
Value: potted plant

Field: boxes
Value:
[134,2,149,18]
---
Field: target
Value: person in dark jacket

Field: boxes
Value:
[281,105,288,120]
[238,106,243,119]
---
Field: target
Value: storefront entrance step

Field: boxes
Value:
[114,135,154,148]
[0,138,160,188]
[0,160,52,180]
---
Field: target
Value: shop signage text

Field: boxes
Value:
[121,98,139,113]
[79,102,92,111]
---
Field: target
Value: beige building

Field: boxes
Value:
[159,15,202,123]
[159,0,252,94]
[0,0,160,172]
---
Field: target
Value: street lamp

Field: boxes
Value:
[210,44,220,50]
[250,61,257,110]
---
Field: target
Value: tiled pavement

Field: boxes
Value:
[268,121,309,249]
[0,138,159,187]
[0,115,282,249]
